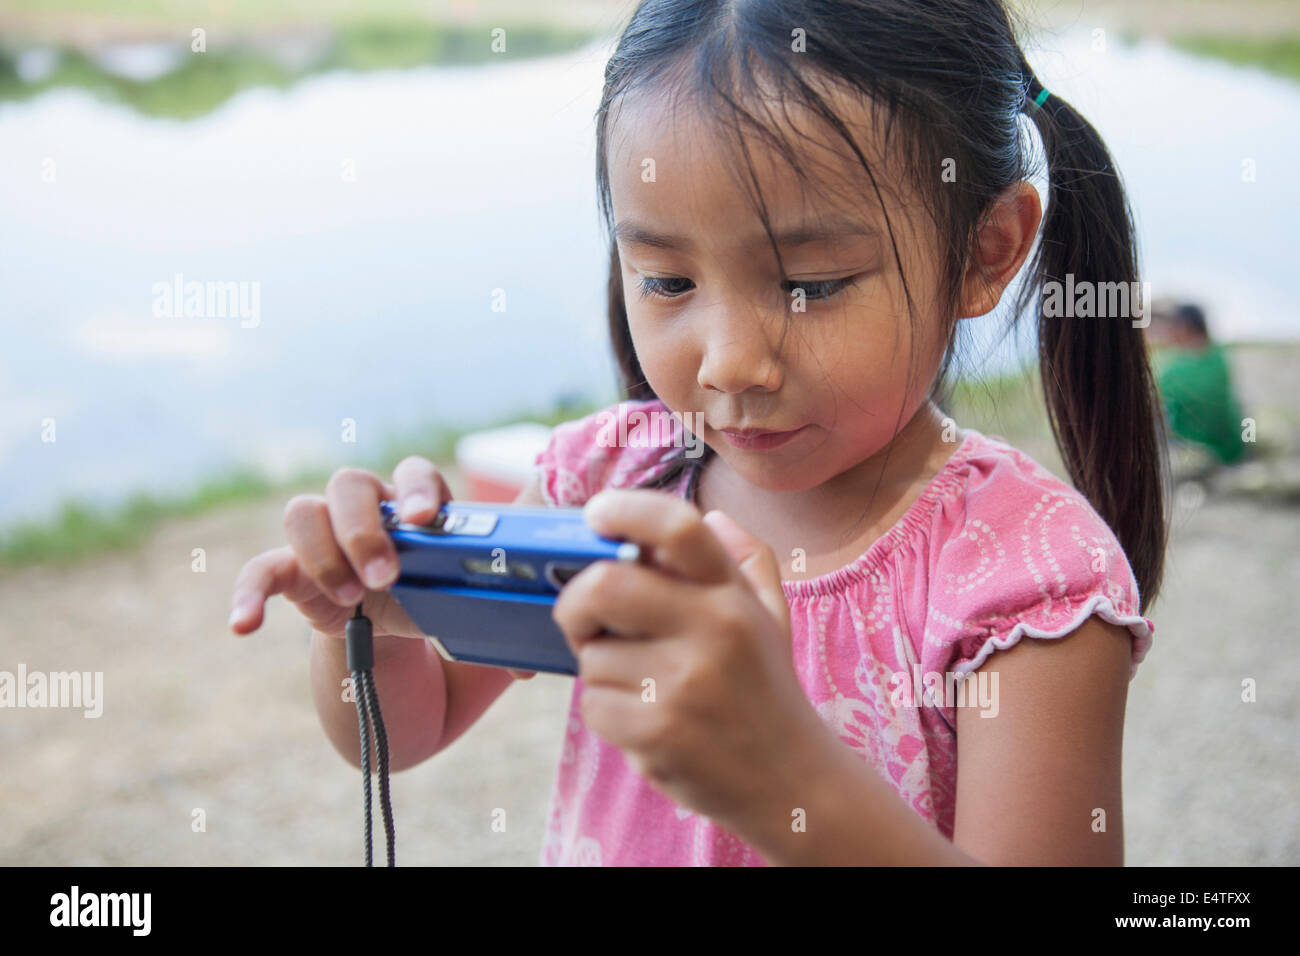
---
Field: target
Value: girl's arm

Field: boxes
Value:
[949,616,1131,866]
[732,616,1132,865]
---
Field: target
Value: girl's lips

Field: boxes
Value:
[718,424,811,450]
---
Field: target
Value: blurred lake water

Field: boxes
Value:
[1,26,1297,530]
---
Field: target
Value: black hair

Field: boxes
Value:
[594,0,1169,611]
[1172,303,1209,339]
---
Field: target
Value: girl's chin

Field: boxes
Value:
[713,450,829,494]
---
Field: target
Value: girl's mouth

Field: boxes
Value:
[717,424,811,450]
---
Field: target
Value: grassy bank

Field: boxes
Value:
[1010,0,1300,83]
[1169,34,1300,81]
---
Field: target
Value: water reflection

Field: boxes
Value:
[0,35,620,527]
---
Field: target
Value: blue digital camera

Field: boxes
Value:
[380,500,640,675]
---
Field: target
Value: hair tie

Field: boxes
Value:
[1028,87,1051,112]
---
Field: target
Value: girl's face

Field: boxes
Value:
[608,84,953,493]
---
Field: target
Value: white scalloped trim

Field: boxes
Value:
[952,594,1154,682]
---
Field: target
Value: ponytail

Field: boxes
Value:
[1016,67,1170,612]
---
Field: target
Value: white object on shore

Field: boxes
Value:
[454,422,554,502]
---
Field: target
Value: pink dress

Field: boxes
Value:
[532,398,1154,866]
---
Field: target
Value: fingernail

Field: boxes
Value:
[336,579,365,604]
[584,491,611,520]
[228,595,255,629]
[363,557,396,590]
[402,492,432,519]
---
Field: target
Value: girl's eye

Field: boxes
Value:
[634,274,857,302]
[783,277,852,301]
[636,275,694,301]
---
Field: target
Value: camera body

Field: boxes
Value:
[380,500,639,675]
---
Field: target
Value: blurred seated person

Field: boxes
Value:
[1145,301,1248,478]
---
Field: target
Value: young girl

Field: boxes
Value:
[230,0,1168,866]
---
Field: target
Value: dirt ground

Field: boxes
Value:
[2,441,1297,866]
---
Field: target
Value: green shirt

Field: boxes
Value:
[1154,343,1245,464]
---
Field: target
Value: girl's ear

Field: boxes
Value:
[956,181,1042,319]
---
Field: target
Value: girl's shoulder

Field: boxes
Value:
[921,426,1154,682]
[942,427,1134,569]
[942,427,1119,535]
[533,397,692,506]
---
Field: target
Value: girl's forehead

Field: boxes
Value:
[606,78,910,214]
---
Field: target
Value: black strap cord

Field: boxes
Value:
[346,603,395,866]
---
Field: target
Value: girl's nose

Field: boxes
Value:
[696,317,783,394]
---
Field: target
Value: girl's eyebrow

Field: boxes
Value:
[615,214,878,251]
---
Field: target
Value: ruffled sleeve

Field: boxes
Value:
[920,438,1154,727]
[532,398,692,507]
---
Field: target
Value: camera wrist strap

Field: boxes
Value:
[347,603,396,866]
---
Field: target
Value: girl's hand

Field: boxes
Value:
[228,456,451,642]
[552,488,826,828]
